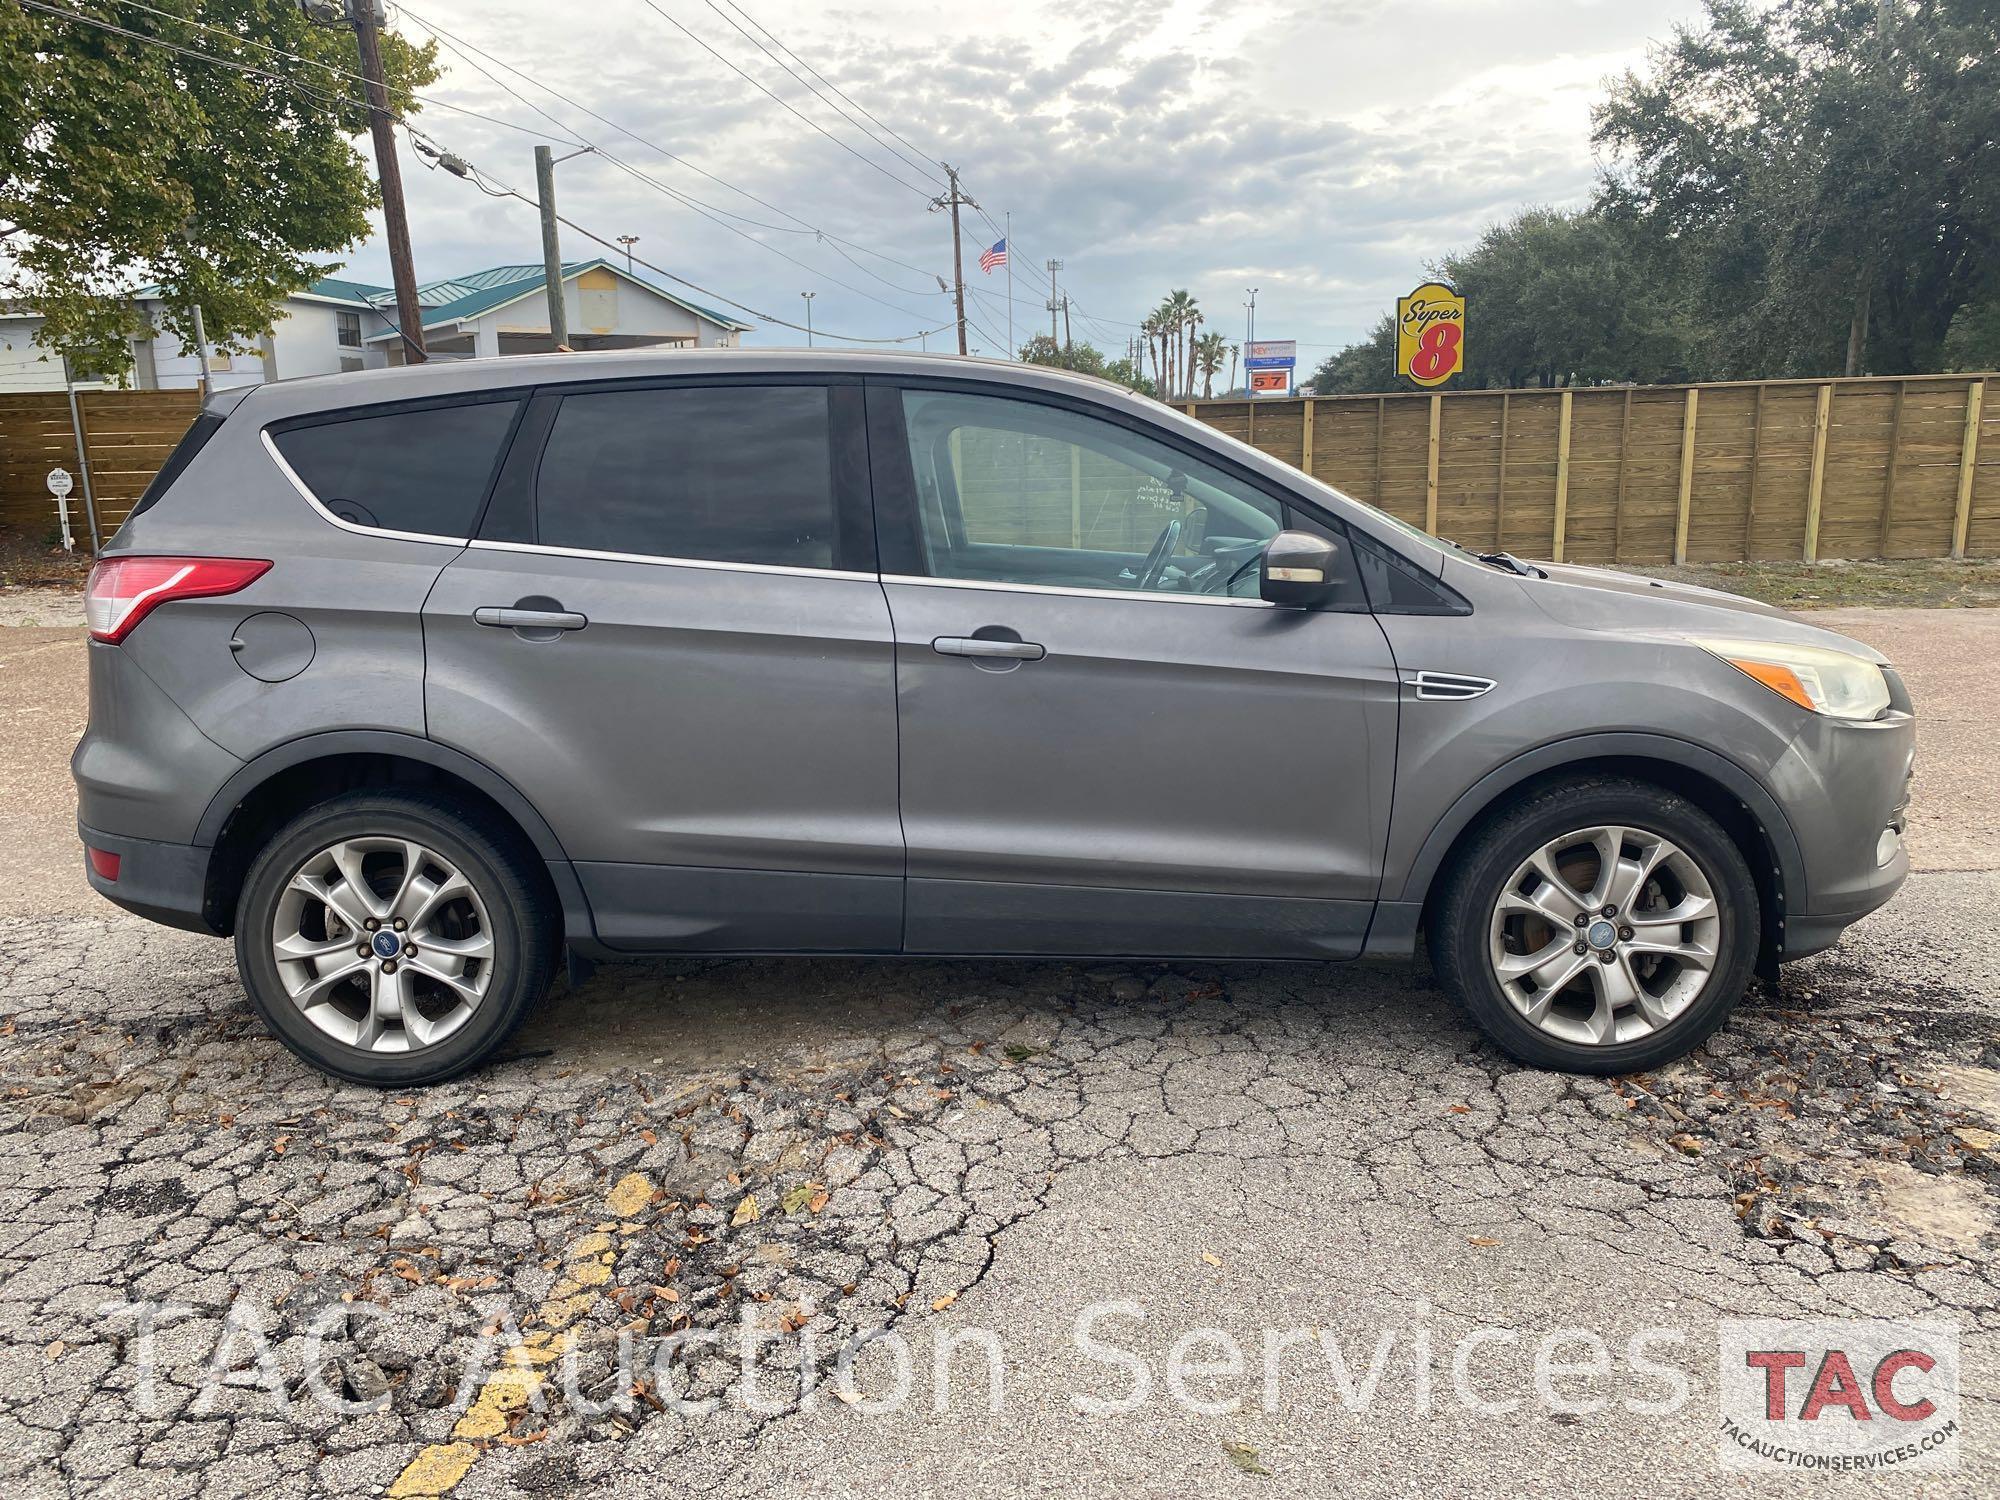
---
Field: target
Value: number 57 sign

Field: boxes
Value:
[1397,281,1464,387]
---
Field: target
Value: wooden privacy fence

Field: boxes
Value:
[1188,373,1999,564]
[0,389,202,549]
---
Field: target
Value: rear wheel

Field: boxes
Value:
[235,791,557,1086]
[1429,776,1759,1074]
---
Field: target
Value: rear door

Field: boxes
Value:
[423,376,903,952]
[869,380,1400,958]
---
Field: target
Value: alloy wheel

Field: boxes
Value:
[1487,824,1721,1048]
[269,836,494,1053]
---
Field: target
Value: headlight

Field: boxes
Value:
[1691,637,1891,720]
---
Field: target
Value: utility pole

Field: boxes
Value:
[1061,295,1072,355]
[534,145,570,351]
[931,163,972,355]
[1046,259,1063,345]
[1004,211,1013,361]
[350,0,425,362]
[800,291,815,347]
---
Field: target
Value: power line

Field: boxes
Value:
[19,0,576,143]
[638,1,937,199]
[700,0,945,188]
[426,144,953,346]
[399,3,952,297]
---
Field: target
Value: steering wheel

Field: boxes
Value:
[1136,517,1184,591]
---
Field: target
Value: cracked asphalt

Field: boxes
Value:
[2,595,1998,1498]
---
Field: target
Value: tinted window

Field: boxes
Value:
[272,399,520,538]
[534,386,835,569]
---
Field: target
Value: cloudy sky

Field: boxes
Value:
[347,0,1711,363]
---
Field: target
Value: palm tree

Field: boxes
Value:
[1151,298,1177,399]
[1195,331,1228,397]
[1227,342,1239,395]
[1161,289,1197,399]
[1141,311,1165,394]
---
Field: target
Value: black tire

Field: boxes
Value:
[234,791,558,1086]
[1428,775,1759,1075]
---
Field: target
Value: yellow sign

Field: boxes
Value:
[1397,281,1465,387]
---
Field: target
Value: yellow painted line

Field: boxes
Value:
[385,1173,654,1496]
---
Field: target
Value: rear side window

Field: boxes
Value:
[271,399,521,538]
[534,386,835,569]
[126,412,225,523]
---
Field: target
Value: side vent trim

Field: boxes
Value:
[1411,670,1497,702]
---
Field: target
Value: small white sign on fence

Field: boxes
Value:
[47,468,76,551]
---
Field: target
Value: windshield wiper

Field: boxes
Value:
[1478,550,1543,578]
[1441,539,1544,578]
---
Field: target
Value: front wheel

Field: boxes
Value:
[235,791,557,1086]
[1429,776,1760,1075]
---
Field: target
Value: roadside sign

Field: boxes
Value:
[47,468,75,551]
[1396,282,1464,387]
[1243,339,1296,397]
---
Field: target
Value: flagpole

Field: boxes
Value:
[1005,212,1013,360]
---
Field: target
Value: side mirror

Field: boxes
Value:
[1259,529,1341,607]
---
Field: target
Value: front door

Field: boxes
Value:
[868,382,1400,958]
[424,378,902,952]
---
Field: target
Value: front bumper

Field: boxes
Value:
[1773,674,1916,962]
[79,822,216,935]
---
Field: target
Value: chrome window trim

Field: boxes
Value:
[469,537,873,583]
[261,428,469,548]
[880,572,1275,609]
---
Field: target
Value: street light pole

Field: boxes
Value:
[1244,287,1258,395]
[800,292,815,348]
[616,235,639,274]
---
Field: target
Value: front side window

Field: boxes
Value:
[534,386,835,569]
[271,398,521,537]
[900,389,1346,601]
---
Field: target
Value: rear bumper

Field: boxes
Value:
[78,822,216,935]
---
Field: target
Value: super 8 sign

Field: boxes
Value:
[1397,281,1464,387]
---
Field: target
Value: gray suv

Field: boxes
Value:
[73,352,1913,1085]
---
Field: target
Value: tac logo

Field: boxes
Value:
[1718,1319,1960,1472]
[1396,280,1464,387]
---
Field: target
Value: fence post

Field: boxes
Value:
[1673,388,1699,566]
[1953,380,1986,559]
[64,384,102,553]
[1743,385,1765,558]
[1878,380,1906,556]
[1372,397,1385,506]
[1552,390,1573,563]
[1804,381,1832,562]
[1613,388,1633,561]
[1495,392,1511,551]
[1425,394,1441,534]
[1300,399,1315,477]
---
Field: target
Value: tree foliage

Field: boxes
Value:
[1310,0,1999,391]
[1018,333,1155,395]
[0,0,437,379]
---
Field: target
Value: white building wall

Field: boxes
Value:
[0,317,68,392]
[133,300,267,391]
[267,300,366,380]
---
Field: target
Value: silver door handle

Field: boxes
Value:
[933,636,1045,661]
[474,607,587,631]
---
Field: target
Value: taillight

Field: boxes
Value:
[87,847,121,881]
[84,556,271,644]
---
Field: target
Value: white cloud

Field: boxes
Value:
[346,0,1706,357]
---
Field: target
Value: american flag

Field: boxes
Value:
[978,237,1008,274]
